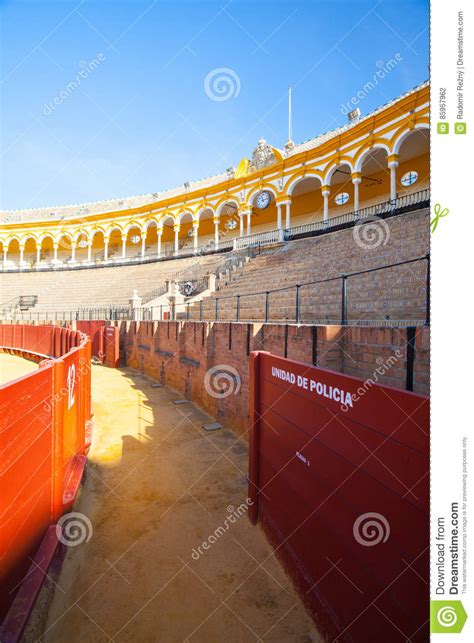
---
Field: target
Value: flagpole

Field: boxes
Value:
[288,85,292,142]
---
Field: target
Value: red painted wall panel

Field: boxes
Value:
[0,367,53,614]
[104,326,120,368]
[0,325,92,623]
[77,320,105,359]
[248,351,429,643]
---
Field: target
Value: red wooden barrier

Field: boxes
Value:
[248,351,429,643]
[104,326,120,368]
[0,325,92,630]
[77,320,105,360]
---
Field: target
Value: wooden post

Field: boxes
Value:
[248,350,265,524]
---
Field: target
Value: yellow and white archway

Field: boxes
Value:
[0,82,430,270]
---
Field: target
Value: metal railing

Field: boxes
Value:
[140,246,254,304]
[141,284,168,304]
[1,306,130,322]
[138,254,430,326]
[177,277,209,297]
[286,188,430,241]
[2,252,430,327]
[235,229,282,250]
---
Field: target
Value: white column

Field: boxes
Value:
[70,243,76,263]
[239,213,245,237]
[157,229,163,257]
[388,154,399,202]
[36,246,41,265]
[53,243,59,263]
[174,225,180,256]
[276,203,283,241]
[19,244,25,267]
[141,235,146,258]
[193,223,199,253]
[285,201,291,229]
[87,241,92,262]
[103,239,109,261]
[390,165,397,201]
[246,211,251,236]
[129,289,143,321]
[3,248,8,269]
[322,187,330,222]
[352,173,361,212]
[214,218,219,250]
[122,235,127,258]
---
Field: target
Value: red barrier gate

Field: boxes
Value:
[104,326,120,368]
[77,320,105,360]
[248,352,429,643]
[0,325,92,629]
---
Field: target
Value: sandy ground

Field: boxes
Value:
[0,353,38,385]
[41,365,319,642]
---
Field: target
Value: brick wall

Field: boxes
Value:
[189,209,430,324]
[1,318,428,438]
[119,320,429,439]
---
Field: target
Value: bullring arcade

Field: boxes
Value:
[0,82,428,271]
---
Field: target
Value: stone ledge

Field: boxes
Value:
[180,357,200,368]
[156,349,174,357]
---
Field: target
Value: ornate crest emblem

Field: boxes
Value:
[250,138,277,171]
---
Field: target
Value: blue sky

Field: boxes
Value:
[0,0,429,210]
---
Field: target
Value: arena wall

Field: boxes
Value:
[0,325,92,624]
[121,320,429,438]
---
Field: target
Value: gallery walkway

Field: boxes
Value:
[40,365,319,642]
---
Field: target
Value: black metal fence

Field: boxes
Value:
[1,306,130,322]
[285,188,430,242]
[140,254,430,326]
[2,253,429,327]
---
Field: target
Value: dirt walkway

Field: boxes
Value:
[41,365,319,642]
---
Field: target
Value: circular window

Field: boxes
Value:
[77,239,88,248]
[335,192,350,206]
[130,234,140,244]
[225,219,238,230]
[400,171,418,187]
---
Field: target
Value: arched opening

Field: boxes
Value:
[39,236,54,265]
[125,225,143,259]
[289,176,323,225]
[159,216,175,256]
[326,163,353,216]
[357,147,389,207]
[217,201,240,243]
[107,228,123,260]
[248,189,277,234]
[7,239,20,268]
[196,208,215,250]
[144,220,158,258]
[396,128,429,195]
[90,230,105,262]
[57,234,74,264]
[178,212,194,253]
[23,237,37,267]
[75,232,89,263]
